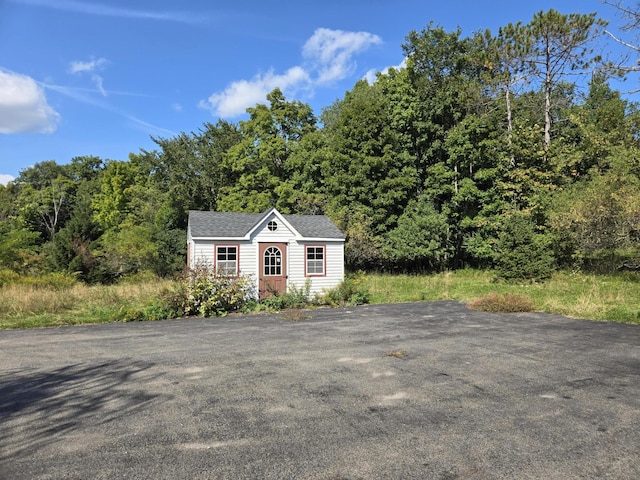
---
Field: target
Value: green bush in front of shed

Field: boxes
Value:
[185,266,256,317]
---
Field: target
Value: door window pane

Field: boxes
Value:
[264,247,282,276]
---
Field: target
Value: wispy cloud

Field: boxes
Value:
[92,75,107,97]
[45,83,147,98]
[0,69,60,134]
[68,57,107,74]
[124,115,176,138]
[200,28,382,118]
[69,57,109,96]
[43,82,175,137]
[12,0,206,23]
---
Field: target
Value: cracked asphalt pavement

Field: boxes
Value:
[0,301,639,479]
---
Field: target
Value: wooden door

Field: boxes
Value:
[259,243,287,298]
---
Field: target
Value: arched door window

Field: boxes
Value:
[263,246,282,276]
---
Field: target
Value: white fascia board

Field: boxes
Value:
[190,236,250,241]
[294,236,345,243]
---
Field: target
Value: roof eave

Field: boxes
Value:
[295,236,345,242]
[190,236,251,241]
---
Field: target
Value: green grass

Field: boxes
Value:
[1,269,639,329]
[365,269,640,324]
[0,279,176,329]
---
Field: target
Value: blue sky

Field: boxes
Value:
[0,0,629,184]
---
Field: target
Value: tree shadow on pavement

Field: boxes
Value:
[0,359,169,463]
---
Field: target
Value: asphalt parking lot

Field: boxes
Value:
[0,301,639,479]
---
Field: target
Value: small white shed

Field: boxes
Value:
[187,208,345,299]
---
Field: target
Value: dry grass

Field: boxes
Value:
[384,350,407,358]
[2,270,639,328]
[0,279,175,329]
[366,270,640,323]
[467,293,535,313]
[281,308,312,322]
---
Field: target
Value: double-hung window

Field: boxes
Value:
[306,246,325,276]
[216,245,238,276]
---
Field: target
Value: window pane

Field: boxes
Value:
[217,246,237,274]
[306,247,324,274]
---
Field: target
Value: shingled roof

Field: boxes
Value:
[188,209,344,240]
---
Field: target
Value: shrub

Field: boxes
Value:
[15,272,78,290]
[116,297,179,322]
[185,267,255,317]
[0,269,19,287]
[323,271,370,306]
[116,270,159,285]
[467,293,535,313]
[260,280,313,311]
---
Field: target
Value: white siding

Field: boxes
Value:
[288,240,344,296]
[238,242,257,278]
[191,240,215,269]
[191,240,255,274]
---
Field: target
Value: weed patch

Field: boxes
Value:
[322,271,370,306]
[281,309,311,322]
[467,293,535,313]
[384,350,407,358]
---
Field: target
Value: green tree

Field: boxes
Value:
[474,23,530,166]
[550,154,640,271]
[320,79,417,235]
[495,212,556,282]
[46,178,103,281]
[95,224,160,279]
[0,219,40,273]
[337,208,382,271]
[217,88,317,212]
[14,161,71,241]
[149,119,242,222]
[382,197,450,271]
[403,24,483,175]
[91,159,141,231]
[527,9,606,151]
[560,75,636,180]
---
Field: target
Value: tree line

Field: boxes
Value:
[1,9,639,283]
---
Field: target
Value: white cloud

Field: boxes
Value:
[201,66,310,118]
[303,28,382,85]
[364,58,407,84]
[69,57,107,74]
[0,70,60,134]
[201,28,382,118]
[0,174,15,186]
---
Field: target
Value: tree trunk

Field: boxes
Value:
[544,38,552,152]
[505,86,515,167]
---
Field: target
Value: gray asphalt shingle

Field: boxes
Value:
[188,209,344,239]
